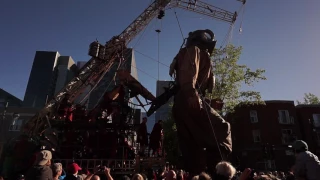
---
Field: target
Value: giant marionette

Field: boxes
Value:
[169,29,232,175]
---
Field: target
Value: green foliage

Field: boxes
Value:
[297,93,320,105]
[162,107,180,165]
[207,44,266,113]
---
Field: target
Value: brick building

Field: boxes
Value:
[229,100,301,171]
[0,107,39,155]
[296,104,320,156]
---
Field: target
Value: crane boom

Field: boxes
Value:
[22,0,238,136]
[171,0,237,23]
[22,0,172,136]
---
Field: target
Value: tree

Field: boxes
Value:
[207,44,267,113]
[162,110,180,165]
[163,44,266,164]
[297,93,320,105]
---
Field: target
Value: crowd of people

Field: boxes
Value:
[0,139,319,180]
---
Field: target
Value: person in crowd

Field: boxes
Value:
[64,163,82,180]
[292,140,320,180]
[169,29,232,175]
[91,175,100,180]
[215,161,236,180]
[131,173,144,180]
[120,175,130,180]
[285,170,294,180]
[166,170,177,180]
[198,172,211,180]
[176,170,184,180]
[52,163,65,180]
[25,150,53,180]
[137,117,148,156]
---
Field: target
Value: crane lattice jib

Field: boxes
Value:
[118,0,172,45]
[171,0,236,23]
[22,0,236,136]
[22,0,172,136]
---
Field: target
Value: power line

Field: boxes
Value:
[134,49,169,68]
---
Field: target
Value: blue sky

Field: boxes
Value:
[0,0,319,103]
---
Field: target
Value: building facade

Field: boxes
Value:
[23,51,77,108]
[0,107,39,156]
[0,88,22,107]
[229,100,301,171]
[88,48,138,109]
[155,80,174,121]
[296,104,320,156]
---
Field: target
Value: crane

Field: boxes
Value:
[22,0,241,137]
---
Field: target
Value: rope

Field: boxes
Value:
[133,20,156,48]
[134,50,169,68]
[174,9,184,39]
[156,19,162,80]
[174,10,224,160]
[220,24,234,49]
[131,64,158,80]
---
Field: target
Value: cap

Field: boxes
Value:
[292,140,308,151]
[35,150,52,166]
[67,163,82,174]
[53,163,62,172]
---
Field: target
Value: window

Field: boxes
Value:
[0,98,7,108]
[285,150,294,156]
[252,130,261,143]
[282,129,296,144]
[250,110,258,123]
[313,114,320,127]
[9,119,23,131]
[290,116,295,124]
[278,110,291,124]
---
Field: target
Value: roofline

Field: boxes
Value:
[296,104,320,108]
[264,100,294,104]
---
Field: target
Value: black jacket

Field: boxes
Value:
[25,165,53,180]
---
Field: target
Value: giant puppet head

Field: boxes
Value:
[186,29,217,55]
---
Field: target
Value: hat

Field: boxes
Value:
[53,163,63,172]
[67,163,82,174]
[35,150,52,166]
[292,140,308,151]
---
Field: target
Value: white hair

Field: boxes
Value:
[216,161,236,179]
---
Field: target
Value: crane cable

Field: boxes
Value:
[173,10,225,161]
[238,1,247,35]
[156,18,162,80]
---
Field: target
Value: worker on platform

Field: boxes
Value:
[149,120,163,157]
[169,29,232,176]
[137,117,148,156]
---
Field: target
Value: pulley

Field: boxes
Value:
[157,9,165,19]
